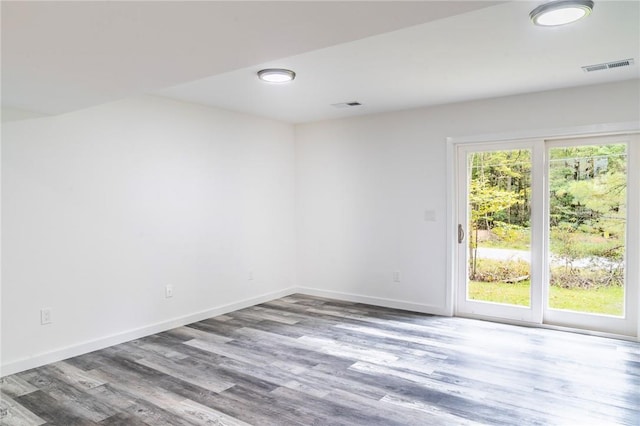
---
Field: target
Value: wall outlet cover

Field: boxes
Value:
[41,308,52,325]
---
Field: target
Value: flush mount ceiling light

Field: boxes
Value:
[530,0,594,26]
[257,68,296,83]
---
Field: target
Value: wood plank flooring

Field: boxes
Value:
[1,294,639,425]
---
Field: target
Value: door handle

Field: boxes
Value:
[458,224,465,244]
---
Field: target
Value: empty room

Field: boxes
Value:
[1,1,639,425]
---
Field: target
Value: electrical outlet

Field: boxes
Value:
[165,285,174,298]
[393,271,401,283]
[41,308,52,325]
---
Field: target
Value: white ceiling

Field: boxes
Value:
[1,1,499,116]
[3,1,639,124]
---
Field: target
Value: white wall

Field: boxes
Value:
[295,79,640,314]
[3,79,639,375]
[1,96,296,374]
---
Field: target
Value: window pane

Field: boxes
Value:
[548,144,626,316]
[467,149,532,307]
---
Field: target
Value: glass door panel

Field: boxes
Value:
[548,144,627,317]
[456,142,540,323]
[467,149,532,306]
[544,136,638,336]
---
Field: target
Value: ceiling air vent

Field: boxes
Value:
[582,59,634,72]
[331,101,362,108]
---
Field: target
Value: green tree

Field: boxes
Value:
[549,144,626,261]
[548,144,627,289]
[468,151,523,279]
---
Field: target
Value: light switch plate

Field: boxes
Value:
[425,210,436,222]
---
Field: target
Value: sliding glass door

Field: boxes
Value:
[456,134,638,336]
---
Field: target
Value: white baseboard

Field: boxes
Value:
[295,287,451,316]
[1,287,297,377]
[1,286,448,377]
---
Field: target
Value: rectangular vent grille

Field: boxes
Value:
[582,58,634,72]
[332,101,362,109]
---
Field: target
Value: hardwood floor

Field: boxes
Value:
[1,294,639,425]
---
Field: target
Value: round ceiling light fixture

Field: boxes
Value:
[257,68,296,83]
[530,0,594,26]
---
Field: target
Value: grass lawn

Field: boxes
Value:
[468,281,624,316]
